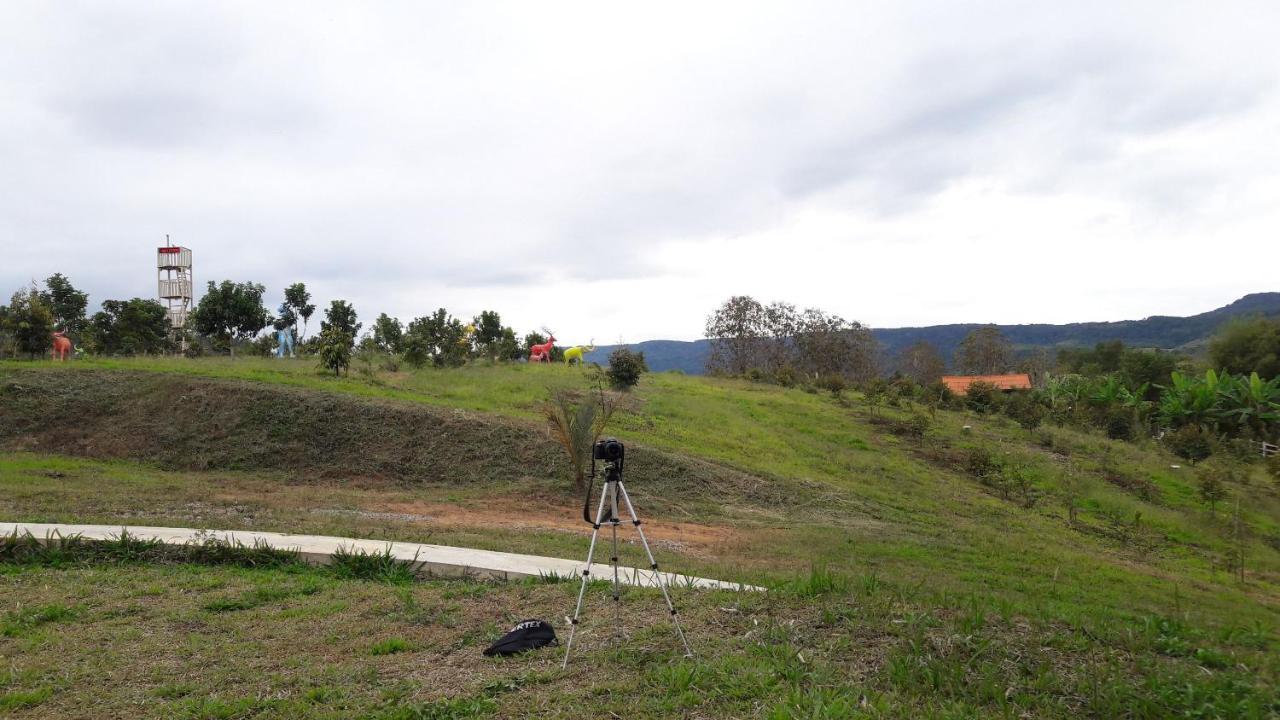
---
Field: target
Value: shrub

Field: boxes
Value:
[1165,425,1214,463]
[817,374,846,398]
[964,382,1001,414]
[884,413,931,439]
[964,446,1003,479]
[1103,409,1135,441]
[1004,393,1046,432]
[317,328,353,376]
[605,348,648,391]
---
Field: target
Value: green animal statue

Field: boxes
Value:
[564,341,595,367]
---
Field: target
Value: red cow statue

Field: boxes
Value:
[529,335,555,363]
[51,331,73,361]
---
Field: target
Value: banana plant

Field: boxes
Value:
[1157,370,1222,430]
[1217,371,1280,439]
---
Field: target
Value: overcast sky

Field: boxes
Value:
[2,2,1278,343]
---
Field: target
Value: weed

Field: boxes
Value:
[370,637,412,656]
[330,545,419,584]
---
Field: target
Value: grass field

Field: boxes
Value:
[1,357,1278,717]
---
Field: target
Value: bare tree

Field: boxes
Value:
[898,340,947,385]
[954,326,1012,375]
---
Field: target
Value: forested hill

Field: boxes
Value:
[582,292,1280,374]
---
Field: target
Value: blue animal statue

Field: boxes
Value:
[274,327,295,358]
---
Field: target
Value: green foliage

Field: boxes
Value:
[320,299,361,339]
[1004,391,1045,431]
[40,273,89,338]
[404,309,468,368]
[1164,425,1215,463]
[372,313,404,354]
[964,381,1001,414]
[2,288,54,358]
[1210,316,1280,380]
[86,298,172,356]
[605,347,648,390]
[317,327,353,376]
[282,282,316,341]
[192,280,270,357]
[1197,466,1229,513]
[369,637,412,656]
[541,387,614,490]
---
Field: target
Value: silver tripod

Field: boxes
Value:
[562,463,692,668]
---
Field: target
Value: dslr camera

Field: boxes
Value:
[593,437,624,463]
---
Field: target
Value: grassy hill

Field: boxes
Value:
[1,357,1278,717]
[584,292,1280,373]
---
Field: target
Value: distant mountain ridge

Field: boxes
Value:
[582,292,1280,374]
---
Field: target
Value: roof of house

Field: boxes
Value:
[941,374,1033,395]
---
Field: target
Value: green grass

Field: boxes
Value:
[2,357,1279,717]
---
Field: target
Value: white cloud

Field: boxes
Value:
[1,1,1277,343]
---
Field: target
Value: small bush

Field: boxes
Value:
[605,348,648,391]
[1004,393,1046,432]
[964,446,1004,479]
[1165,426,1215,463]
[964,382,1001,414]
[883,413,931,439]
[817,374,846,398]
[1103,409,1135,441]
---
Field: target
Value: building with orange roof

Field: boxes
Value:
[941,374,1033,396]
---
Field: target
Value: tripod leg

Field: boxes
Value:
[610,483,622,630]
[617,481,693,658]
[562,483,612,669]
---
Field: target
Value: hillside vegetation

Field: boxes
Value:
[2,357,1278,717]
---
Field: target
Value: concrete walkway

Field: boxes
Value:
[0,522,761,591]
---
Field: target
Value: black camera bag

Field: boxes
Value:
[483,619,558,657]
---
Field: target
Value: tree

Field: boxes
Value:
[1210,316,1280,380]
[472,310,505,359]
[899,341,947,385]
[283,283,316,341]
[317,326,352,376]
[40,274,89,339]
[3,289,55,358]
[496,327,522,361]
[705,295,766,375]
[954,326,1012,375]
[371,313,404,353]
[791,308,878,383]
[87,298,171,355]
[606,348,648,390]
[403,309,467,368]
[191,280,270,357]
[321,300,360,339]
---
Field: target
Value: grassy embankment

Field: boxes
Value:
[1,357,1277,718]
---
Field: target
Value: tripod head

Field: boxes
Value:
[584,439,625,525]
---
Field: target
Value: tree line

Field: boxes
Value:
[0,275,561,372]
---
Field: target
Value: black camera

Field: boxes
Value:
[593,437,624,463]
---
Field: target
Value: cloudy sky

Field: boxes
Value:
[2,1,1277,343]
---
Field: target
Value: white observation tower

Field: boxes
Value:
[157,236,193,350]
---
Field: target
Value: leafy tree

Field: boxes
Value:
[1210,316,1280,380]
[1197,465,1231,515]
[371,313,404,353]
[792,308,878,383]
[705,295,766,375]
[472,310,504,358]
[3,289,55,358]
[321,300,360,339]
[606,348,648,390]
[191,280,270,357]
[954,326,1012,375]
[39,273,89,339]
[403,309,467,368]
[317,326,353,376]
[283,283,316,341]
[496,327,522,361]
[898,340,947,385]
[87,298,171,355]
